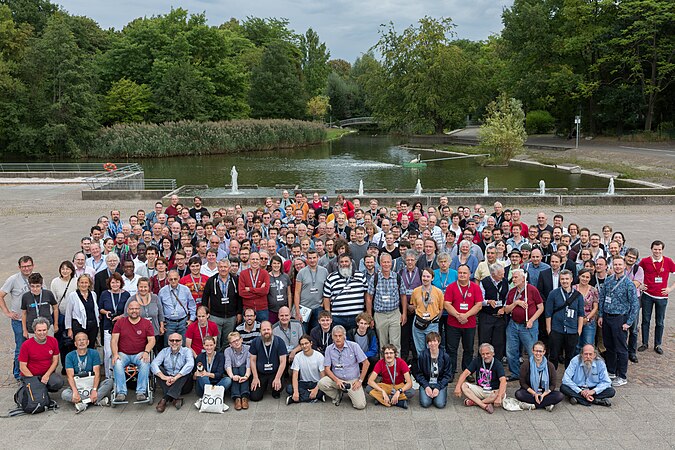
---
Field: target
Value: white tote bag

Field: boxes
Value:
[199,385,227,414]
[74,375,96,404]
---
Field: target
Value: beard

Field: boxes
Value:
[582,360,593,376]
[339,267,351,278]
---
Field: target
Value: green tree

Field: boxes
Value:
[328,59,351,78]
[240,16,297,47]
[479,93,527,164]
[151,60,215,122]
[249,40,305,119]
[299,28,330,97]
[103,78,153,124]
[2,0,58,32]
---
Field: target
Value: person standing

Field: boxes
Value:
[238,252,270,322]
[478,263,508,362]
[294,250,328,331]
[366,253,407,352]
[158,270,196,345]
[545,270,584,369]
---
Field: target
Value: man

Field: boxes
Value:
[348,226,369,267]
[21,272,58,338]
[318,325,369,409]
[310,310,334,354]
[164,194,180,218]
[180,256,208,305]
[322,254,367,331]
[624,248,644,362]
[111,301,155,402]
[238,252,270,322]
[73,251,96,278]
[638,240,675,355]
[121,260,140,296]
[202,259,241,351]
[294,250,328,330]
[561,344,615,407]
[366,253,407,352]
[504,269,544,380]
[444,265,483,379]
[491,202,505,227]
[478,263,508,363]
[286,334,326,404]
[535,212,553,236]
[366,344,414,409]
[273,306,303,362]
[108,210,124,238]
[94,252,121,299]
[598,256,639,387]
[453,343,506,414]
[62,332,113,412]
[545,270,584,369]
[475,245,502,282]
[152,333,194,412]
[249,321,288,401]
[1,256,35,380]
[18,317,64,392]
[236,308,261,345]
[189,196,209,222]
[158,270,196,344]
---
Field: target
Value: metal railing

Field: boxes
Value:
[83,164,176,191]
[0,162,135,172]
[143,179,177,190]
[338,117,377,126]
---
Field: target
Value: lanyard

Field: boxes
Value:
[206,354,214,372]
[482,358,494,375]
[404,269,418,288]
[169,352,180,374]
[110,291,120,313]
[651,258,664,274]
[438,271,450,289]
[190,275,202,293]
[92,258,103,272]
[385,359,397,384]
[491,278,504,298]
[77,354,88,373]
[33,290,43,316]
[280,326,292,344]
[322,331,329,348]
[198,323,209,344]
[262,341,274,362]
[251,269,260,287]
[458,283,470,301]
[309,268,317,286]
[609,275,626,294]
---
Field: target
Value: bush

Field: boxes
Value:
[89,119,327,158]
[479,93,527,165]
[525,110,555,134]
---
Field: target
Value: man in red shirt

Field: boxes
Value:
[504,269,544,380]
[18,317,63,392]
[444,265,483,380]
[111,301,156,402]
[185,305,219,357]
[366,344,414,408]
[180,257,208,305]
[638,240,675,355]
[238,252,270,322]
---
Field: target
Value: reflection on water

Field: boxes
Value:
[137,134,628,191]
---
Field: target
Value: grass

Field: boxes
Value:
[325,128,353,141]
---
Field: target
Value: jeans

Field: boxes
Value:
[210,315,237,352]
[577,321,597,353]
[229,366,250,399]
[164,318,187,346]
[602,314,628,379]
[560,384,615,406]
[412,321,439,355]
[11,319,26,380]
[515,388,564,408]
[506,320,538,377]
[418,383,448,408]
[332,314,359,334]
[303,306,323,334]
[641,293,667,347]
[255,309,269,323]
[62,378,113,404]
[285,380,324,402]
[196,376,232,397]
[113,352,150,395]
[446,326,475,376]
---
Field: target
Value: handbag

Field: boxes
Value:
[414,315,438,330]
[74,374,96,404]
[199,385,227,414]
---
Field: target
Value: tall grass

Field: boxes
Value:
[90,119,327,158]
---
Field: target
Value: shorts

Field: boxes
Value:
[465,383,502,400]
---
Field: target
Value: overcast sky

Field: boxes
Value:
[55,0,513,62]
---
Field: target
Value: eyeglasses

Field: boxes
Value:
[168,339,182,343]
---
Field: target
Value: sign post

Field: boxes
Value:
[574,116,581,149]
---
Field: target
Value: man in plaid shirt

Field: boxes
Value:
[366,253,407,353]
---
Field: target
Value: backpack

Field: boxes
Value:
[9,377,58,416]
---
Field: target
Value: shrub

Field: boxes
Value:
[525,110,555,134]
[89,119,327,158]
[479,93,527,165]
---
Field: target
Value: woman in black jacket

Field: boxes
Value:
[414,331,453,408]
[515,341,564,411]
[193,336,230,398]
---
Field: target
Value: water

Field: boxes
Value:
[136,134,631,191]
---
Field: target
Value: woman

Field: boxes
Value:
[495,240,509,264]
[134,277,165,354]
[600,225,613,248]
[193,336,230,401]
[409,268,445,354]
[414,331,452,409]
[611,231,627,256]
[98,272,130,377]
[576,248,593,271]
[364,224,377,243]
[366,344,414,408]
[158,237,175,267]
[450,241,479,278]
[568,223,580,248]
[64,274,99,349]
[268,256,291,324]
[574,268,599,351]
[289,257,306,298]
[515,341,564,411]
[51,260,78,370]
[102,237,115,256]
[150,257,170,295]
[186,305,219,357]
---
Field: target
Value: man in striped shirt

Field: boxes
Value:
[323,254,367,333]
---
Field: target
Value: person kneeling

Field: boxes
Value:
[62,332,113,413]
[152,333,194,412]
[561,344,615,407]
[193,336,231,410]
[286,334,325,404]
[414,331,452,409]
[454,343,506,414]
[514,341,564,411]
[367,344,415,409]
[18,317,64,392]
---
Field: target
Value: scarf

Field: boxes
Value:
[529,355,549,392]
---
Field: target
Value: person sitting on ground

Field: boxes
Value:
[514,341,564,411]
[61,332,113,412]
[193,336,230,407]
[18,317,64,392]
[152,333,194,413]
[224,331,252,410]
[318,325,370,409]
[414,331,452,409]
[366,344,415,409]
[249,321,288,401]
[310,310,334,354]
[286,334,326,404]
[454,343,506,414]
[561,344,615,407]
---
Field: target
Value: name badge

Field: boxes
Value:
[335,364,344,370]
[566,307,575,319]
[221,297,229,305]
[382,295,391,302]
[605,296,612,305]
[310,288,319,294]
[263,363,274,372]
[494,301,502,307]
[286,345,294,353]
[429,377,438,384]
[276,295,285,303]
[422,312,431,319]
[655,277,663,283]
[406,290,413,296]
[459,303,469,311]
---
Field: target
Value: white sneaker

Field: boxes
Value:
[222,403,229,412]
[194,398,203,410]
[545,404,555,412]
[608,373,616,379]
[612,377,627,387]
[98,397,109,407]
[75,402,88,414]
[519,402,535,411]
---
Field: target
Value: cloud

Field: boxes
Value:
[55,0,513,61]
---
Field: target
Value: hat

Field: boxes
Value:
[368,242,379,248]
[321,196,329,202]
[520,243,532,251]
[509,249,522,257]
[466,218,476,224]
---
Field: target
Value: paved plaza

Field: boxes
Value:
[0,184,673,449]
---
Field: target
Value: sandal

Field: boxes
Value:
[464,399,476,407]
[484,404,494,414]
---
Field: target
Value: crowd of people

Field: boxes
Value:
[2,192,673,414]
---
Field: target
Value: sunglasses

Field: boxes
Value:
[169,339,182,343]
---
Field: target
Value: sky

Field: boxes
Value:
[55,0,514,62]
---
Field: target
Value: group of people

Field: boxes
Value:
[2,192,673,414]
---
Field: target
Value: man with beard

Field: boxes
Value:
[249,321,287,401]
[561,344,615,406]
[323,254,367,332]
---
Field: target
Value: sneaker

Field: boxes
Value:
[114,393,127,402]
[608,373,616,379]
[285,396,293,406]
[637,345,647,352]
[612,377,627,387]
[98,397,110,407]
[519,402,535,411]
[333,389,343,406]
[545,404,555,412]
[194,398,203,410]
[397,400,409,409]
[75,402,88,414]
[629,354,638,363]
[136,393,147,402]
[593,398,612,407]
[221,403,229,412]
[569,397,578,405]
[655,346,663,355]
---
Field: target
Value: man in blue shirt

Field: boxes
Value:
[249,321,288,401]
[152,333,194,412]
[158,270,196,345]
[545,270,584,369]
[561,344,615,407]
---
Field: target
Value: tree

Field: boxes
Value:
[151,60,215,122]
[479,93,527,164]
[103,78,152,124]
[3,0,58,32]
[240,16,297,47]
[299,28,330,97]
[249,40,305,119]
[306,95,329,121]
[328,59,351,78]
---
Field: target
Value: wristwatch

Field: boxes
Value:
[398,388,403,393]
[92,387,97,391]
